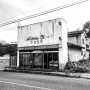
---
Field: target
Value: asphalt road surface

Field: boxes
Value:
[0,71,90,90]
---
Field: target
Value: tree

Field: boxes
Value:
[83,21,90,37]
[5,44,17,56]
[0,43,17,56]
[0,43,6,56]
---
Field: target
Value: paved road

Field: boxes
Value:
[0,71,90,90]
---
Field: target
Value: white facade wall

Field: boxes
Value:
[59,19,68,69]
[68,48,82,61]
[18,18,62,47]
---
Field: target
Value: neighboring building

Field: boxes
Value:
[17,18,68,70]
[0,42,17,69]
[68,30,90,61]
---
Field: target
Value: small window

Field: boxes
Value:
[58,22,61,25]
[82,39,84,44]
[81,51,83,56]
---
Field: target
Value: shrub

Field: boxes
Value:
[64,60,89,73]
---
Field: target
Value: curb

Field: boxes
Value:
[4,68,90,79]
[4,69,82,78]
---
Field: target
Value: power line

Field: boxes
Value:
[0,0,89,27]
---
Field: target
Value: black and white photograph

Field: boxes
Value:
[0,0,90,90]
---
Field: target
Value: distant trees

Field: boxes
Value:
[0,44,17,56]
[0,43,6,56]
[5,44,17,56]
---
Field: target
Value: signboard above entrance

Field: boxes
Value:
[17,18,67,47]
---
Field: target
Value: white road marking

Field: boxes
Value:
[0,80,54,90]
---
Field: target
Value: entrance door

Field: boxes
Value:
[48,53,58,70]
[44,52,58,70]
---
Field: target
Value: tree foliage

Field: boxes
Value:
[83,21,90,37]
[0,44,17,56]
[0,43,6,56]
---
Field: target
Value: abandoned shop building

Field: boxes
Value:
[17,18,68,70]
[16,18,90,70]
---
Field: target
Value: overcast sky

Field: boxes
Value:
[0,0,90,42]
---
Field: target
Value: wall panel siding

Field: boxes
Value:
[68,48,82,61]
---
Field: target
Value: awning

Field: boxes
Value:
[18,44,61,51]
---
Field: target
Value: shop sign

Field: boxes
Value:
[26,35,52,45]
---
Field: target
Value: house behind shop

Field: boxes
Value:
[68,30,90,62]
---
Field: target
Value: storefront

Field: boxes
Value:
[17,18,68,70]
[19,47,59,70]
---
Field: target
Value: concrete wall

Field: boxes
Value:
[59,19,68,69]
[0,54,10,70]
[68,48,82,61]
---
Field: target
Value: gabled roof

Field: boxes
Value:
[68,30,84,37]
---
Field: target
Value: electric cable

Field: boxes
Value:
[0,0,89,27]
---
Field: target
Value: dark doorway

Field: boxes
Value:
[44,53,48,69]
[44,52,58,70]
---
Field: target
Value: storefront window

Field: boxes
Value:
[19,50,58,70]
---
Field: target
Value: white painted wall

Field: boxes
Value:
[68,48,82,61]
[0,54,10,70]
[59,19,68,69]
[68,37,76,45]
